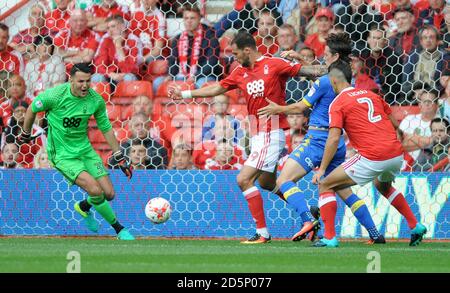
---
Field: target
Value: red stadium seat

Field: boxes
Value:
[156,80,195,98]
[164,103,209,127]
[115,80,153,99]
[390,106,420,122]
[91,82,111,101]
[110,96,133,105]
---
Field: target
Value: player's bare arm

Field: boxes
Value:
[168,83,227,100]
[103,129,121,154]
[298,65,328,78]
[402,134,433,152]
[280,50,305,62]
[312,127,342,185]
[258,98,309,116]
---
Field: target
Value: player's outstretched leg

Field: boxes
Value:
[238,167,271,244]
[374,180,427,246]
[87,195,135,240]
[74,199,99,233]
[276,159,319,241]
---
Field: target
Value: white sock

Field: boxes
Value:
[256,228,270,238]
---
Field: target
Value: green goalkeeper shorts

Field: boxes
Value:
[52,149,109,185]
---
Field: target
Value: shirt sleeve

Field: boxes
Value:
[380,94,392,115]
[329,102,344,129]
[94,97,113,133]
[219,67,239,90]
[276,58,302,77]
[31,89,58,113]
[302,77,325,107]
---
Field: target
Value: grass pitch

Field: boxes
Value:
[0,237,448,273]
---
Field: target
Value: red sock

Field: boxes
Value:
[319,192,337,239]
[243,187,267,229]
[382,187,418,229]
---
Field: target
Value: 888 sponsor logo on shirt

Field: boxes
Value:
[246,79,265,98]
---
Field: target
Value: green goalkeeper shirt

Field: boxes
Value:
[31,83,112,161]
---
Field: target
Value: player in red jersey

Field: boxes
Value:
[169,31,327,244]
[312,60,427,246]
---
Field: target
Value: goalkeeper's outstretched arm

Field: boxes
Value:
[168,83,228,100]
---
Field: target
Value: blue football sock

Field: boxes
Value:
[280,181,314,222]
[345,194,381,239]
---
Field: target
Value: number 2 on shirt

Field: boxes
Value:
[357,97,381,123]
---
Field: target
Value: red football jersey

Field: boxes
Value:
[219,56,301,135]
[329,87,403,161]
[87,3,130,21]
[129,11,164,56]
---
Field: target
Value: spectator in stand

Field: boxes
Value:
[358,26,403,104]
[120,95,175,153]
[403,25,448,94]
[202,94,245,145]
[87,0,131,34]
[0,70,9,103]
[205,139,244,170]
[286,0,317,42]
[214,0,283,39]
[442,4,450,50]
[0,23,24,75]
[255,9,280,57]
[335,0,383,52]
[54,9,99,74]
[351,56,380,93]
[440,78,450,121]
[400,89,441,164]
[278,128,305,170]
[109,112,168,169]
[92,15,142,84]
[0,74,33,127]
[127,140,152,170]
[417,0,445,29]
[0,143,22,169]
[304,8,334,58]
[277,0,298,22]
[33,148,51,169]
[413,117,449,171]
[129,0,166,64]
[45,0,71,37]
[170,143,196,170]
[9,3,48,61]
[274,24,303,58]
[285,112,308,152]
[388,7,420,61]
[159,0,196,18]
[155,4,220,92]
[23,35,66,99]
[284,46,315,104]
[1,101,46,168]
[193,119,246,169]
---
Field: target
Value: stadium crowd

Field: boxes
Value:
[0,0,449,171]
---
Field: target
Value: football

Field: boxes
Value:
[145,197,172,224]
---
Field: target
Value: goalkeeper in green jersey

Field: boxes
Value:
[20,63,135,240]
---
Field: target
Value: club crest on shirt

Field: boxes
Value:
[35,100,43,108]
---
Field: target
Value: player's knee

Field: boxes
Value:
[87,184,103,196]
[236,174,252,190]
[104,190,115,201]
[275,177,286,189]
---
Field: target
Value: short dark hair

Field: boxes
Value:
[430,117,450,133]
[106,14,125,24]
[33,35,54,55]
[393,7,414,17]
[231,31,257,50]
[182,3,202,16]
[420,88,440,101]
[173,143,193,156]
[326,33,353,63]
[70,62,92,76]
[328,59,352,84]
[0,23,8,33]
